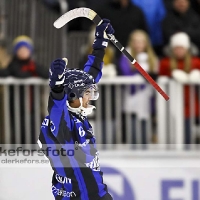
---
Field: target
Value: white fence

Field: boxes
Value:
[157,77,200,149]
[0,77,200,150]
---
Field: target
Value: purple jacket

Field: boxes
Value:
[119,54,145,94]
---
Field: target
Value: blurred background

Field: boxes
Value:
[0,0,200,200]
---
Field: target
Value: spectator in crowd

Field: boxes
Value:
[96,0,148,49]
[7,35,48,144]
[162,0,200,51]
[159,32,200,146]
[7,35,48,78]
[119,30,158,144]
[131,0,166,56]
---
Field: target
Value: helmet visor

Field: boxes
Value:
[83,84,99,101]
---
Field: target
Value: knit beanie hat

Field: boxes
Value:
[13,35,33,54]
[170,32,190,49]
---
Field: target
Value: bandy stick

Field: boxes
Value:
[53,7,169,101]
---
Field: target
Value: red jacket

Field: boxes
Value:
[159,57,200,118]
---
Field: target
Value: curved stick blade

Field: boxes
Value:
[53,7,97,29]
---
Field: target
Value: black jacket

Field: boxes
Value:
[7,57,48,78]
[162,8,200,48]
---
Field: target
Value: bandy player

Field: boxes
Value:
[38,19,114,200]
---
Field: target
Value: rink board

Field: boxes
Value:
[0,151,200,200]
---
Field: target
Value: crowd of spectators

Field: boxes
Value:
[1,0,200,145]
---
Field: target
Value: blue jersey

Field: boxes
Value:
[38,49,108,200]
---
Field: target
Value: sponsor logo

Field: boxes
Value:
[52,185,76,197]
[74,80,83,83]
[78,139,90,147]
[50,121,56,132]
[102,167,135,200]
[75,82,85,87]
[41,118,49,128]
[161,180,200,200]
[107,34,118,44]
[102,41,108,47]
[74,118,81,124]
[55,174,71,184]
[58,72,64,79]
[85,152,100,171]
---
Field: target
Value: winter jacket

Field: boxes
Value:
[162,8,200,48]
[159,57,200,118]
[131,0,166,46]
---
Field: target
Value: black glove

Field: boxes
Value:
[93,19,115,50]
[49,58,68,88]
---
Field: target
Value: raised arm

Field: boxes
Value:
[84,19,115,83]
[48,58,74,143]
